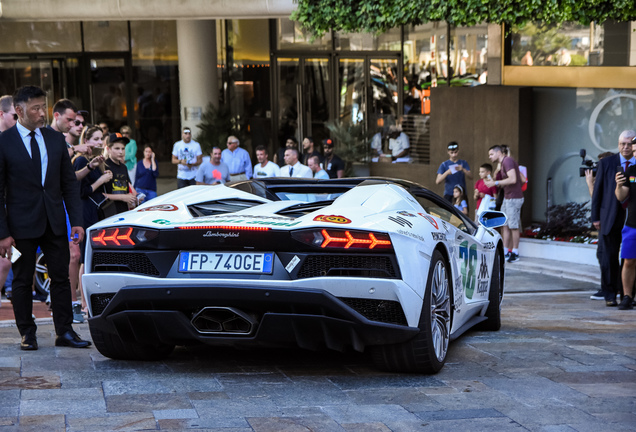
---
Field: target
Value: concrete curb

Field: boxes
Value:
[508,260,601,285]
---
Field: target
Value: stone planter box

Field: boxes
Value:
[519,238,598,266]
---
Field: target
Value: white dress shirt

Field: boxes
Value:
[17,122,48,186]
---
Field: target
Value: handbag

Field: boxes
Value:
[495,189,504,211]
[89,187,118,220]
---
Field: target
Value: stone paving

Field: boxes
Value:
[0,269,635,431]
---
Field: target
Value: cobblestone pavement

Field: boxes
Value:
[0,269,635,431]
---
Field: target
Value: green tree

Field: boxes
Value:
[292,0,636,37]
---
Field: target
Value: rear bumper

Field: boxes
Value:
[88,285,420,352]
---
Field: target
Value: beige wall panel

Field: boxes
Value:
[0,0,295,21]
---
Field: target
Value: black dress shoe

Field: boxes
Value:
[606,299,618,307]
[55,330,92,348]
[20,335,38,351]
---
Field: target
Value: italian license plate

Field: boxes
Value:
[178,252,274,274]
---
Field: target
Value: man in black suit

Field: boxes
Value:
[0,86,91,350]
[591,130,636,306]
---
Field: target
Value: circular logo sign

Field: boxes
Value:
[313,215,352,224]
[138,204,179,212]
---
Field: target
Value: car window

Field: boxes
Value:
[412,192,476,235]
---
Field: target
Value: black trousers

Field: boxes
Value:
[11,222,72,337]
[177,178,196,189]
[598,218,623,301]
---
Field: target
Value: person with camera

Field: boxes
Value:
[591,130,636,306]
[584,152,614,198]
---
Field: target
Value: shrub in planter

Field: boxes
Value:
[537,201,592,241]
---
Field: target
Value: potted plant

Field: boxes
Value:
[195,103,245,155]
[325,120,374,177]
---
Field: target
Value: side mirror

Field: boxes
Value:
[478,211,507,229]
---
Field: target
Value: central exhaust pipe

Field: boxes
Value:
[191,307,257,335]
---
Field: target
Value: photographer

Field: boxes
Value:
[581,150,614,198]
[591,130,636,306]
[585,151,613,197]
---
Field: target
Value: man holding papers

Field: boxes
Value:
[436,141,472,203]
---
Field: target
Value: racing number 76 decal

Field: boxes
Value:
[459,240,477,299]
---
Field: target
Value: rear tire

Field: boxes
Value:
[90,324,174,361]
[34,252,50,297]
[372,250,451,373]
[481,251,503,331]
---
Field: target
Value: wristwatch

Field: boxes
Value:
[495,181,499,186]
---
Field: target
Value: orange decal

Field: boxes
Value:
[313,215,352,224]
[138,204,179,212]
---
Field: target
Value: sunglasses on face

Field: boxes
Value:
[74,120,85,127]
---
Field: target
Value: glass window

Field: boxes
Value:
[335,27,401,51]
[83,21,129,52]
[404,22,488,87]
[219,20,272,156]
[400,23,487,165]
[530,87,636,221]
[507,22,611,66]
[277,18,332,50]
[130,21,180,161]
[0,22,81,53]
[130,21,178,61]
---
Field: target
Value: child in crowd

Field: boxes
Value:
[474,163,498,219]
[104,133,138,214]
[452,185,468,215]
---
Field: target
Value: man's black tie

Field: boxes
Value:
[289,166,293,177]
[29,131,42,185]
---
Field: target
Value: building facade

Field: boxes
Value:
[0,1,634,223]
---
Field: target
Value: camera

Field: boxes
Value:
[579,149,598,177]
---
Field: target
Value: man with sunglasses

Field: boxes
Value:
[64,110,87,152]
[436,141,472,203]
[0,95,17,133]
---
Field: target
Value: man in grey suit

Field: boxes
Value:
[0,86,91,350]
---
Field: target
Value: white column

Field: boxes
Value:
[177,20,218,136]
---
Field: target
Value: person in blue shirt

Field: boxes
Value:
[221,135,253,181]
[436,141,472,203]
[134,144,159,201]
[452,185,469,215]
[308,155,329,179]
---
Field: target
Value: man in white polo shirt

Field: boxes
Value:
[253,145,280,178]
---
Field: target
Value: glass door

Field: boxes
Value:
[0,58,74,120]
[276,57,331,147]
[338,57,399,133]
[88,56,132,134]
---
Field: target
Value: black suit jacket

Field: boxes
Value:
[0,125,82,240]
[591,152,622,236]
